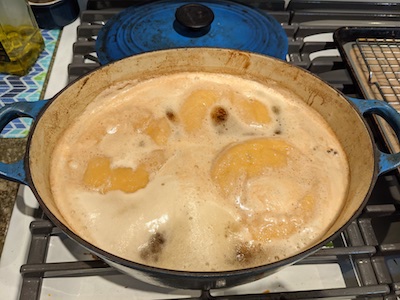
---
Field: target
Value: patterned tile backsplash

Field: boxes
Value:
[0,29,61,138]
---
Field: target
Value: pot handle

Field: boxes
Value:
[0,100,48,185]
[347,97,400,175]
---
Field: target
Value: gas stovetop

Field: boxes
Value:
[68,0,400,84]
[2,0,400,299]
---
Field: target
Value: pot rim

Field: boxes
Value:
[24,47,379,281]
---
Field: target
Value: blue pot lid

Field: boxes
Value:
[96,0,288,65]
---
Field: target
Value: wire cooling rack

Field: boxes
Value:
[354,37,400,107]
[334,29,400,161]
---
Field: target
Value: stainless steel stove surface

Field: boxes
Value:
[1,0,400,299]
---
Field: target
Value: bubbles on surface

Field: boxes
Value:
[50,72,349,272]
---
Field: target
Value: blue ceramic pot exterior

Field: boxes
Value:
[96,0,288,64]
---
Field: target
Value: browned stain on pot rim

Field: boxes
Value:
[226,51,251,70]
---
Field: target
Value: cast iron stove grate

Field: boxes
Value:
[17,1,400,299]
[18,177,400,300]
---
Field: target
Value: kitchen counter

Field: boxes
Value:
[0,138,28,255]
[0,17,79,257]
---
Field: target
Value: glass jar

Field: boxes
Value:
[0,0,44,76]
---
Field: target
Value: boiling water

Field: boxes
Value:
[50,72,349,271]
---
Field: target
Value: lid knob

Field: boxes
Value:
[174,3,214,36]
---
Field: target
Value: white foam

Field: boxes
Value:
[50,72,349,271]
